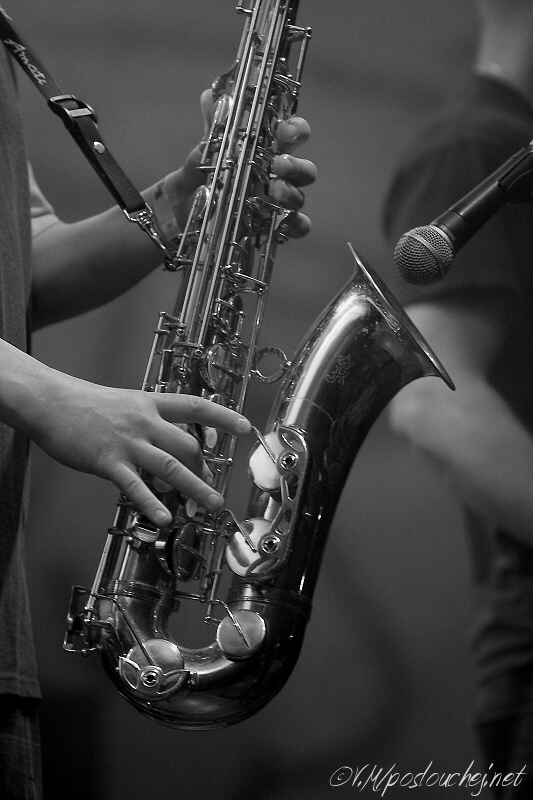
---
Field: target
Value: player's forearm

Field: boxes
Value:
[0,337,65,436]
[389,372,533,547]
[30,201,163,329]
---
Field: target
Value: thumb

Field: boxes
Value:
[170,88,214,193]
[200,88,215,137]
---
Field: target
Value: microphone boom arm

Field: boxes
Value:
[394,140,533,285]
[441,141,533,250]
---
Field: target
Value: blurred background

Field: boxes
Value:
[11,0,481,797]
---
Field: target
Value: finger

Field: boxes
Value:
[109,462,176,527]
[200,87,215,132]
[153,394,251,436]
[161,87,216,202]
[140,444,224,513]
[153,461,214,495]
[269,177,305,211]
[272,153,317,188]
[165,142,204,199]
[282,211,311,239]
[276,116,311,150]
[166,88,215,195]
[150,422,219,488]
[150,422,207,478]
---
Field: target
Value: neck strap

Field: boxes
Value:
[0,5,175,262]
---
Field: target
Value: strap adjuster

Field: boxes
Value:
[48,94,98,126]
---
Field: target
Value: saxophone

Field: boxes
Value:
[64,0,453,729]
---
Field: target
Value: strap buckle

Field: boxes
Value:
[48,94,98,126]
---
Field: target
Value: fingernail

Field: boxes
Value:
[155,508,170,524]
[154,477,172,493]
[285,122,299,141]
[237,417,250,433]
[207,492,224,510]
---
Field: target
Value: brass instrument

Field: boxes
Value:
[64,0,453,729]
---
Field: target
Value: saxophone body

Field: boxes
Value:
[64,0,453,730]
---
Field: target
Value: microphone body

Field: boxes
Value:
[394,142,533,285]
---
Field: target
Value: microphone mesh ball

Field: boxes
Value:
[394,226,454,285]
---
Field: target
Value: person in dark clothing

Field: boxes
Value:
[382,1,533,795]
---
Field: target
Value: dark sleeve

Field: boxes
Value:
[381,135,533,307]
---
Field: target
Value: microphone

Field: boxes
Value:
[394,141,533,285]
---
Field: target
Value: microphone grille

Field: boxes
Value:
[394,226,454,285]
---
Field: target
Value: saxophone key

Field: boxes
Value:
[203,426,219,450]
[189,184,209,222]
[119,639,188,699]
[203,342,244,393]
[168,521,206,582]
[124,511,161,543]
[216,609,266,661]
[248,430,284,491]
[156,348,175,387]
[225,518,282,578]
